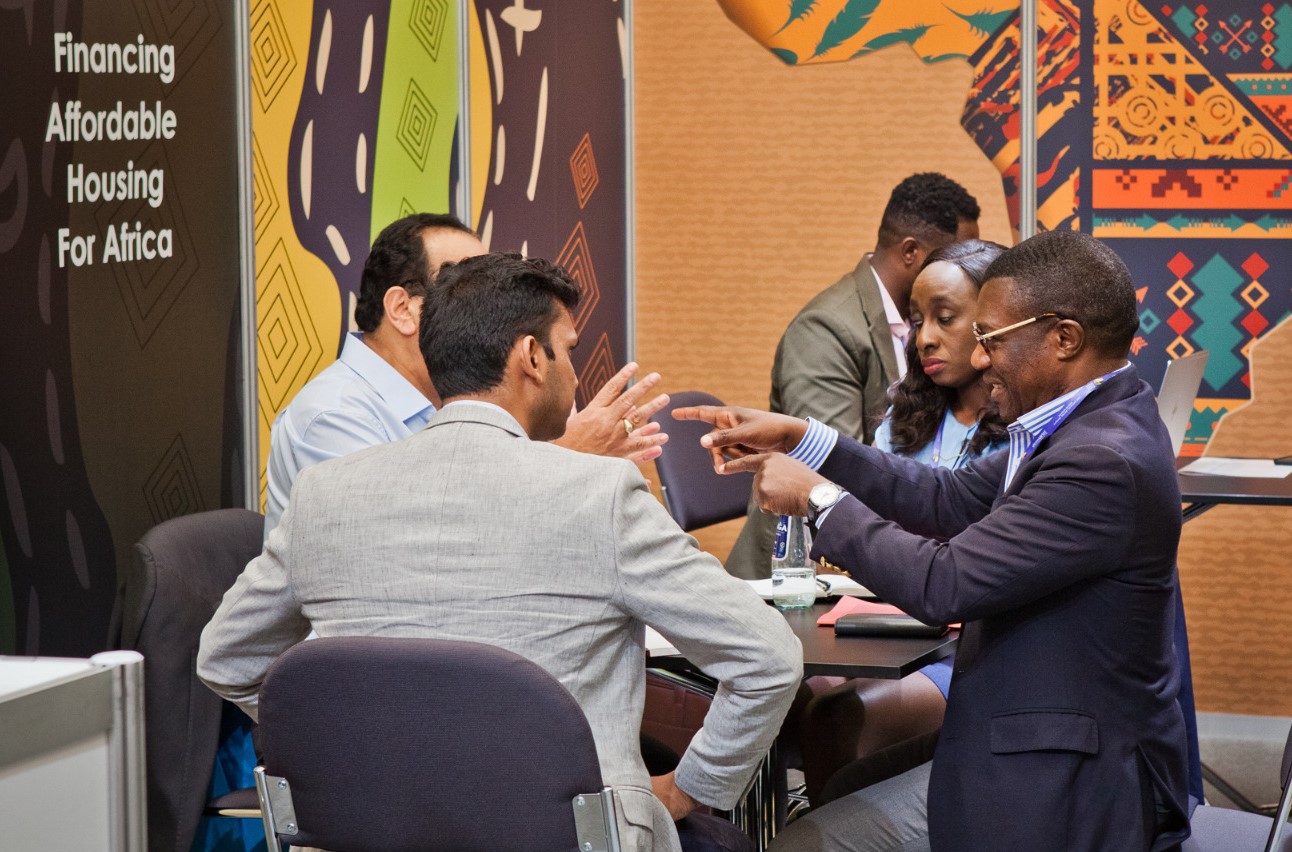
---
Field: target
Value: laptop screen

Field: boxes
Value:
[1156,350,1209,457]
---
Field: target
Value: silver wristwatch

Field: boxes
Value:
[807,482,846,528]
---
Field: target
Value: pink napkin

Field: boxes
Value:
[816,596,904,626]
[817,596,960,629]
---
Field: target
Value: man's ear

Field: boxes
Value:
[515,334,546,385]
[1052,319,1086,361]
[382,287,421,337]
[900,236,926,269]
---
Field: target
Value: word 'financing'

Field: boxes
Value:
[54,33,175,85]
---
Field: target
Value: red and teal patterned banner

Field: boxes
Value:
[719,0,1292,452]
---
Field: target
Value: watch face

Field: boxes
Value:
[810,483,840,509]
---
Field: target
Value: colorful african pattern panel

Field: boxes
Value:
[718,0,1292,451]
[1094,0,1290,160]
[286,1,393,358]
[372,0,459,242]
[277,0,460,354]
[254,1,629,499]
[253,0,346,505]
[468,0,630,406]
[255,0,462,504]
[1091,0,1292,447]
[1112,240,1291,442]
[962,0,1084,234]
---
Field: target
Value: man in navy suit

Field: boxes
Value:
[677,230,1190,852]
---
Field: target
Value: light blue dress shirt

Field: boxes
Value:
[264,333,436,535]
[873,409,985,472]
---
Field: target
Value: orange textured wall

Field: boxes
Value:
[633,0,1010,559]
[1179,318,1292,716]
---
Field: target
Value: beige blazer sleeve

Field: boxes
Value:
[608,465,803,809]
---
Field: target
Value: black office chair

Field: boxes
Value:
[253,636,624,852]
[1184,721,1292,852]
[651,391,753,532]
[115,508,265,852]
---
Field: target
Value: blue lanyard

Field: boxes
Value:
[930,413,978,469]
[1003,364,1130,495]
[1022,366,1124,451]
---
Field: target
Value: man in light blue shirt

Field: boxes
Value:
[265,213,668,534]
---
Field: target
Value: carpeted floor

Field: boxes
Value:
[1198,713,1292,812]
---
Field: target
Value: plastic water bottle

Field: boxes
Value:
[771,515,815,609]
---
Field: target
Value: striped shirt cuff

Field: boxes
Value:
[787,417,838,471]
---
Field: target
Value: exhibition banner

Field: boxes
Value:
[0,2,251,654]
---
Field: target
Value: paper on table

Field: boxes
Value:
[745,574,876,600]
[1179,457,1292,479]
[644,626,678,657]
[817,596,961,629]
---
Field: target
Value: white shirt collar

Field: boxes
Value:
[869,259,909,378]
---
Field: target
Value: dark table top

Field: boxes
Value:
[649,601,958,680]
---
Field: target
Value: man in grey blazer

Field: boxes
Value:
[264,212,670,536]
[198,253,803,852]
[726,174,980,579]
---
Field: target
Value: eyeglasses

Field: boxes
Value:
[972,313,1061,348]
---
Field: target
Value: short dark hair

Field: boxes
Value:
[355,213,476,332]
[887,239,1009,455]
[877,173,980,249]
[419,253,581,398]
[982,230,1139,357]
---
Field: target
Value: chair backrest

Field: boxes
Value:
[1283,721,1292,794]
[256,636,607,852]
[1272,722,1292,852]
[650,391,754,531]
[118,508,264,852]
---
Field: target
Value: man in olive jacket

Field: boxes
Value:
[725,173,979,578]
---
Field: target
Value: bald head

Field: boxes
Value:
[424,227,486,277]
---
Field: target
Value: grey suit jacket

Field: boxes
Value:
[198,402,802,852]
[725,258,898,579]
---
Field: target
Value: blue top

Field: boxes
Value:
[877,408,1003,699]
[873,407,989,471]
[264,333,436,535]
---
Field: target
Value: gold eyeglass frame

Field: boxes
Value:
[972,313,1061,347]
